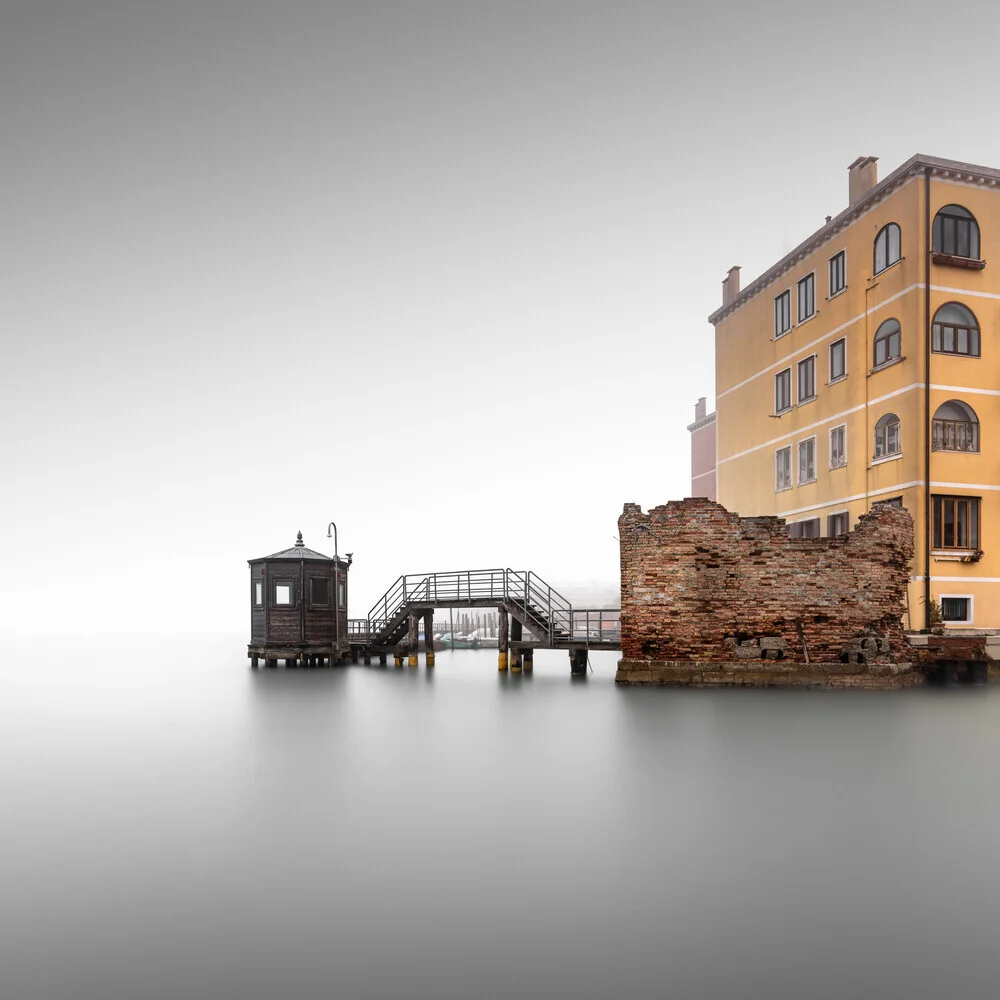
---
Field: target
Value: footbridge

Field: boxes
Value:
[347,568,620,673]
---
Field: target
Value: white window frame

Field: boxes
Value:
[827,510,850,537]
[789,517,821,538]
[774,368,792,414]
[829,337,846,384]
[774,290,791,339]
[874,415,901,461]
[938,594,974,625]
[828,249,846,299]
[797,272,816,324]
[797,354,817,404]
[829,424,847,469]
[775,446,792,492]
[798,436,817,485]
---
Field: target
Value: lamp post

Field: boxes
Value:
[327,521,339,660]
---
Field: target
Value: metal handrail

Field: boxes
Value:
[363,567,617,646]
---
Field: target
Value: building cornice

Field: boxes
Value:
[707,154,1000,327]
[686,412,717,433]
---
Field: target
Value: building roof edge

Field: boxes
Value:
[707,154,1000,327]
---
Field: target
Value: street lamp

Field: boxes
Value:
[327,521,339,659]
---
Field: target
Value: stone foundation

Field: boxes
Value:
[616,659,924,689]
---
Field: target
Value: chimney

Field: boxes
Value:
[694,397,706,421]
[848,156,879,206]
[721,265,741,306]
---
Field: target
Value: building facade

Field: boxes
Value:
[687,396,717,500]
[708,154,1000,631]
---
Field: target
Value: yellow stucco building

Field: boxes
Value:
[709,154,1000,631]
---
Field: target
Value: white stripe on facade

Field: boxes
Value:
[716,282,923,400]
[929,383,1000,398]
[776,480,1000,519]
[777,482,924,518]
[718,383,924,465]
[929,284,1000,301]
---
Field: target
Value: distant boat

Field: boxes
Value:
[435,632,481,650]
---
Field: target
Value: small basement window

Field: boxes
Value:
[275,582,293,605]
[311,577,331,605]
[939,596,972,624]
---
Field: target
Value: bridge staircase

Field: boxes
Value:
[352,568,619,652]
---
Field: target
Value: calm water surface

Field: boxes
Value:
[3,637,1000,999]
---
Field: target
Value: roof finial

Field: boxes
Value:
[295,531,304,547]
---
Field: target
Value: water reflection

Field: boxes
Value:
[3,638,1000,999]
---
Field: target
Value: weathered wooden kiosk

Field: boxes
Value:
[247,532,351,668]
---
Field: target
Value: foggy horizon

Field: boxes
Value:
[6,0,1000,638]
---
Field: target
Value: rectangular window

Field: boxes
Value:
[788,518,820,538]
[797,273,815,322]
[798,437,816,484]
[830,424,846,468]
[775,446,792,491]
[829,251,846,296]
[940,596,972,624]
[775,368,791,413]
[797,356,816,402]
[933,495,980,550]
[829,338,846,382]
[310,577,330,605]
[774,290,791,337]
[275,582,293,606]
[254,581,263,606]
[827,512,850,536]
[339,581,347,608]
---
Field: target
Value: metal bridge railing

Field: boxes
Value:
[363,568,618,646]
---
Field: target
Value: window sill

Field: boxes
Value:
[932,447,980,455]
[797,395,817,407]
[775,485,793,494]
[871,257,904,280]
[773,329,792,341]
[827,374,847,387]
[871,453,902,466]
[829,462,847,471]
[796,313,817,328]
[772,407,792,417]
[931,349,981,359]
[798,477,817,486]
[869,355,905,376]
[932,549,981,561]
[931,252,986,271]
[826,287,847,302]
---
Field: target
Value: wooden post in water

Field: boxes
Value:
[424,611,435,667]
[510,618,523,672]
[570,648,588,676]
[498,607,509,671]
[523,647,533,673]
[408,613,419,667]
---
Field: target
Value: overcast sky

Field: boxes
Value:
[5,0,1000,637]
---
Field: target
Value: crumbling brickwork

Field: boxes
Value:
[618,498,914,668]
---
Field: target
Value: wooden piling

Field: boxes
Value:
[498,607,509,671]
[406,613,419,667]
[510,618,523,671]
[424,611,435,666]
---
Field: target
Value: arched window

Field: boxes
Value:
[932,302,980,356]
[933,400,979,452]
[874,413,900,459]
[932,205,980,259]
[874,223,901,274]
[873,318,901,368]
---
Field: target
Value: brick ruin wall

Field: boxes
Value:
[618,498,915,669]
